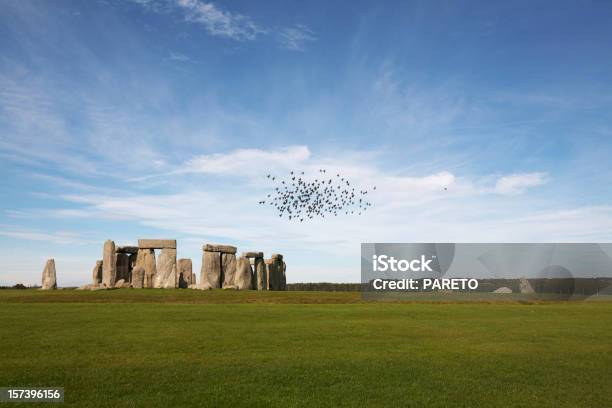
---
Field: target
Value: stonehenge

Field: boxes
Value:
[46,238,287,291]
[41,259,57,290]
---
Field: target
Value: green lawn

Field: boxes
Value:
[0,290,610,407]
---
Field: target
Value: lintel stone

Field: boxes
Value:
[203,244,237,254]
[138,239,177,249]
[242,251,264,258]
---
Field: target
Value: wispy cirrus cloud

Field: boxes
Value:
[277,24,317,51]
[175,0,264,41]
[132,0,315,50]
[494,172,549,195]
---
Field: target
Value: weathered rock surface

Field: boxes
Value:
[519,277,535,294]
[265,259,278,290]
[114,279,127,288]
[254,257,267,290]
[201,250,222,288]
[234,257,253,290]
[178,258,193,288]
[142,249,157,289]
[222,253,237,288]
[204,244,237,254]
[102,240,117,288]
[280,260,287,290]
[188,284,197,289]
[154,248,177,288]
[138,239,176,249]
[131,267,145,289]
[92,260,103,285]
[116,253,130,282]
[41,259,57,290]
[242,251,264,258]
[116,246,139,254]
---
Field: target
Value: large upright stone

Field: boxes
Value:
[222,253,237,288]
[141,249,157,289]
[178,258,193,289]
[234,257,253,290]
[41,259,57,290]
[265,259,278,290]
[519,277,535,294]
[138,239,176,249]
[92,260,103,285]
[116,253,130,282]
[131,267,145,289]
[254,257,267,290]
[102,240,117,288]
[201,250,222,289]
[154,248,177,289]
[280,260,287,291]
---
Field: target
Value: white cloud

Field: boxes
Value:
[277,24,317,51]
[494,172,548,195]
[169,51,191,61]
[0,225,87,245]
[175,0,264,41]
[179,145,311,176]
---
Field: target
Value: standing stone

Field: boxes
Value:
[519,277,535,294]
[222,253,237,288]
[178,258,193,289]
[254,257,267,290]
[154,248,177,289]
[144,250,157,289]
[102,240,117,288]
[128,253,138,283]
[41,259,57,290]
[265,259,278,290]
[201,250,222,289]
[92,260,103,285]
[234,257,253,290]
[116,253,130,282]
[131,267,145,289]
[280,260,287,291]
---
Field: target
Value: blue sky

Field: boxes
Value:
[1,0,612,285]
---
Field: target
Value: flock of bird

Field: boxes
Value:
[259,169,375,222]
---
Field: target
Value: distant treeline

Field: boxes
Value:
[287,283,366,291]
[0,284,38,289]
[289,278,612,295]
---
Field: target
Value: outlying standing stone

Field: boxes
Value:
[92,260,103,285]
[41,259,57,290]
[519,277,535,294]
[234,257,253,290]
[102,240,117,288]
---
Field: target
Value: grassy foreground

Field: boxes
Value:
[0,290,610,407]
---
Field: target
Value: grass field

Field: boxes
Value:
[1,290,610,407]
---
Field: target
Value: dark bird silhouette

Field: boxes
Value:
[260,169,375,222]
